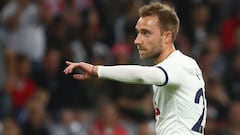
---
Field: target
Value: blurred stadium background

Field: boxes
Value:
[0,0,240,135]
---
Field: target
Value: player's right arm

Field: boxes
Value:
[97,65,168,85]
[63,61,168,86]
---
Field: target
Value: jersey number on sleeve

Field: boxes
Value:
[192,88,205,133]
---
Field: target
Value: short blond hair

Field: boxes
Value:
[139,2,180,41]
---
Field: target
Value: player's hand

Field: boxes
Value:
[63,61,98,80]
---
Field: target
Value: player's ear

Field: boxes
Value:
[163,31,172,43]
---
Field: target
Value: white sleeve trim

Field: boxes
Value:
[98,65,168,85]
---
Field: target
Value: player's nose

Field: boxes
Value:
[134,35,142,46]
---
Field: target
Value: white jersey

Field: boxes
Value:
[98,50,206,135]
[153,51,206,135]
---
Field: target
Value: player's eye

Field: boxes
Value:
[141,30,151,36]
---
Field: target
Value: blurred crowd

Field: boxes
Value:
[0,0,240,135]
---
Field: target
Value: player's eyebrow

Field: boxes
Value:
[141,28,150,32]
[138,28,151,35]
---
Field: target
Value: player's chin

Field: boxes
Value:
[139,54,148,59]
[138,51,150,59]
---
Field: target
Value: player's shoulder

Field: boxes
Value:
[157,50,199,73]
[165,50,197,64]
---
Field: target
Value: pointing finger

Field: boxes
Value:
[66,61,72,65]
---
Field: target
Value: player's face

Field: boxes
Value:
[134,16,164,59]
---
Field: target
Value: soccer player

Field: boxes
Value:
[64,2,207,135]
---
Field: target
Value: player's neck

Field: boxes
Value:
[154,44,176,64]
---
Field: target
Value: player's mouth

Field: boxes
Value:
[137,46,144,51]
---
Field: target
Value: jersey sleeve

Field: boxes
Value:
[98,65,168,85]
[155,59,180,85]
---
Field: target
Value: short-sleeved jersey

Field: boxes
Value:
[153,50,207,135]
